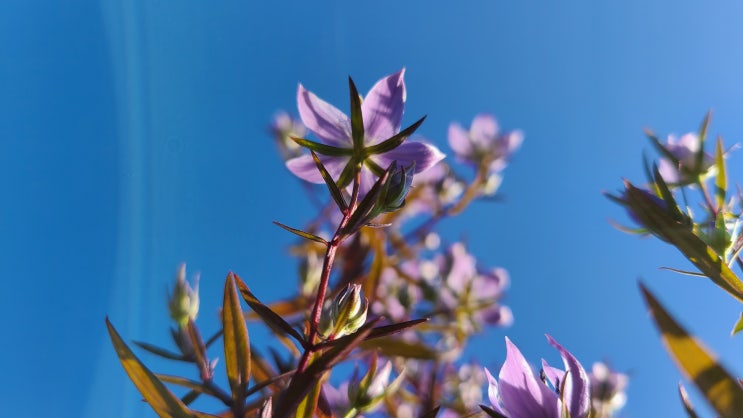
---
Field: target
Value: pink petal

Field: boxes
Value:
[546,335,590,418]
[371,141,445,174]
[447,122,474,158]
[297,84,352,147]
[499,337,559,418]
[286,154,349,184]
[470,114,499,148]
[362,69,406,144]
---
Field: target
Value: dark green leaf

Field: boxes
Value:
[133,341,188,362]
[311,151,348,212]
[480,405,508,418]
[696,111,712,171]
[223,272,251,404]
[234,274,307,346]
[419,406,441,418]
[290,136,352,157]
[348,77,365,153]
[106,318,197,418]
[365,115,426,155]
[273,221,328,245]
[640,283,743,417]
[181,390,200,406]
[360,336,437,360]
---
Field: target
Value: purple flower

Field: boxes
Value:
[485,335,590,418]
[286,69,445,194]
[657,133,715,185]
[448,114,523,172]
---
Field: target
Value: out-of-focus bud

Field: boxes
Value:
[168,263,200,328]
[657,133,715,186]
[319,284,368,339]
[589,362,628,416]
[259,397,273,418]
[347,356,404,413]
[299,251,323,297]
[270,111,307,160]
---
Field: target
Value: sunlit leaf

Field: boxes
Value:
[290,136,352,156]
[273,221,328,245]
[696,111,712,171]
[223,272,251,405]
[133,341,188,362]
[365,116,426,155]
[360,336,437,360]
[105,318,197,418]
[715,136,727,210]
[234,275,306,346]
[186,320,210,379]
[640,283,743,417]
[731,312,743,336]
[625,181,743,302]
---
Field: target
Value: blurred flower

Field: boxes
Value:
[286,69,445,194]
[348,357,404,414]
[168,263,199,328]
[588,362,628,416]
[657,133,715,186]
[270,111,307,160]
[485,335,590,418]
[448,114,523,173]
[319,284,368,338]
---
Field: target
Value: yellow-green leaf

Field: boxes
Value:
[223,272,251,405]
[731,312,743,336]
[105,318,197,418]
[640,283,743,417]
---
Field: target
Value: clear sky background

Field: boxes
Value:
[3,1,743,417]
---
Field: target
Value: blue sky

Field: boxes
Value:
[3,1,743,417]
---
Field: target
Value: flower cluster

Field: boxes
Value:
[107,69,631,418]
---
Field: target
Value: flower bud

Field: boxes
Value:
[347,356,404,413]
[378,161,414,213]
[319,284,368,339]
[168,263,200,328]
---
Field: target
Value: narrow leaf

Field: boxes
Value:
[731,312,743,336]
[133,341,188,362]
[419,406,442,418]
[273,221,328,245]
[640,283,743,417]
[480,405,508,418]
[360,337,438,360]
[106,318,196,418]
[290,136,352,156]
[625,181,743,302]
[715,136,727,210]
[365,115,427,155]
[697,111,712,171]
[186,319,211,380]
[348,77,365,153]
[234,274,307,346]
[311,151,348,212]
[223,272,251,404]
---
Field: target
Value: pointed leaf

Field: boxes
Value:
[625,181,743,302]
[365,116,427,155]
[348,77,365,153]
[480,405,508,418]
[133,341,188,362]
[360,337,438,360]
[679,382,701,418]
[731,312,743,336]
[234,274,307,346]
[106,318,197,418]
[310,151,348,212]
[273,221,328,245]
[640,283,743,417]
[697,111,712,171]
[181,390,201,406]
[186,319,211,380]
[715,136,727,210]
[290,136,352,156]
[419,406,441,418]
[223,272,251,404]
[296,379,323,418]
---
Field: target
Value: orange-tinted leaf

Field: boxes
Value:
[223,273,250,405]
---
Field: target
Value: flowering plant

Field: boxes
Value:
[107,69,639,418]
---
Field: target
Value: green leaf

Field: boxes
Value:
[715,136,727,210]
[365,115,426,155]
[348,77,365,153]
[679,382,701,418]
[105,318,197,418]
[234,274,307,346]
[290,136,353,157]
[311,151,348,212]
[223,272,251,405]
[360,336,438,360]
[625,181,743,302]
[640,283,743,417]
[696,111,712,171]
[273,221,329,245]
[419,406,442,418]
[731,312,743,336]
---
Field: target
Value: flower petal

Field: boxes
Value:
[372,141,445,174]
[286,154,349,184]
[297,84,352,147]
[362,69,406,144]
[546,335,590,418]
[470,114,499,149]
[484,367,509,416]
[448,122,474,159]
[499,337,559,418]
